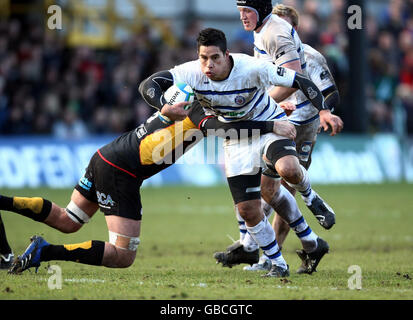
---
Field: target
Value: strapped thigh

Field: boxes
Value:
[65,200,90,225]
[264,139,298,164]
[227,169,262,204]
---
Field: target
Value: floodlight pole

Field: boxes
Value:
[346,0,367,133]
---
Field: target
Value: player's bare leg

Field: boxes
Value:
[44,189,99,233]
[214,198,289,277]
[215,199,262,268]
[261,175,319,253]
[0,189,97,234]
[264,147,336,230]
[103,216,141,268]
[6,190,137,273]
[244,175,329,274]
[272,214,290,247]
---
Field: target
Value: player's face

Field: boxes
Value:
[198,45,230,81]
[238,7,257,31]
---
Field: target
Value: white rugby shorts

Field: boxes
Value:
[223,132,287,178]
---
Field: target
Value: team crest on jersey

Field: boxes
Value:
[146,88,155,99]
[307,87,318,99]
[234,95,246,105]
[302,144,312,153]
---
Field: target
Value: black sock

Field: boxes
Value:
[0,213,12,254]
[0,195,52,222]
[40,240,105,266]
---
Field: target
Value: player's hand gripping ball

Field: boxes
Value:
[163,82,195,110]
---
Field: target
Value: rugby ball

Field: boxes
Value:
[163,82,194,110]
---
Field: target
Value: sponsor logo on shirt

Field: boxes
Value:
[96,191,115,209]
[277,66,286,77]
[224,111,245,117]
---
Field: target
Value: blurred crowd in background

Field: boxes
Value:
[0,0,412,138]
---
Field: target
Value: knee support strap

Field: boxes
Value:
[227,172,262,204]
[264,139,298,167]
[109,231,140,251]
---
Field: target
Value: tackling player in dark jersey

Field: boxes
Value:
[3,96,285,273]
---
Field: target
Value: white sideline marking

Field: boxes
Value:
[191,283,207,287]
[64,278,105,283]
[33,277,413,294]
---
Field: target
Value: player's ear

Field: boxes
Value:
[225,50,230,58]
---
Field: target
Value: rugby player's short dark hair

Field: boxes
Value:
[197,28,228,53]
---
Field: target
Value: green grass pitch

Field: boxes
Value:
[0,183,412,300]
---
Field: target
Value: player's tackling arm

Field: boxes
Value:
[188,103,296,140]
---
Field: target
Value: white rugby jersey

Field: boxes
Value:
[169,53,296,123]
[285,44,336,125]
[254,14,307,73]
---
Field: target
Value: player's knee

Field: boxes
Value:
[116,250,136,268]
[265,139,297,168]
[59,222,82,234]
[237,201,261,222]
[108,231,140,268]
[275,156,302,184]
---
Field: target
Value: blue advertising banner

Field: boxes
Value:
[0,135,225,188]
[0,134,411,188]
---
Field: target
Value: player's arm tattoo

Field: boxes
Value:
[322,85,340,113]
[292,73,329,111]
[138,70,173,111]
